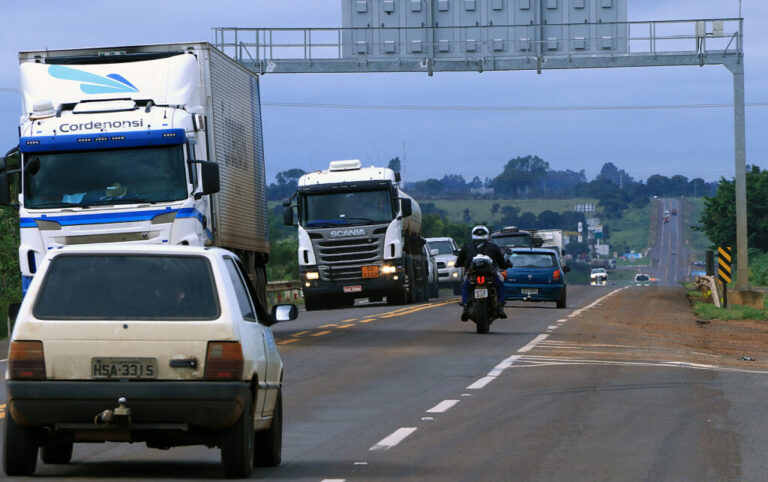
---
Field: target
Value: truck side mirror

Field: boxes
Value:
[0,172,10,206]
[563,265,571,273]
[7,302,20,336]
[200,161,220,195]
[400,198,412,217]
[283,206,294,226]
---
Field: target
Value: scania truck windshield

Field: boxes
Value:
[23,145,188,209]
[300,189,395,227]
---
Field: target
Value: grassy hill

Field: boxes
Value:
[427,199,599,225]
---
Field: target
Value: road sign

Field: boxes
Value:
[718,246,732,308]
[718,246,732,284]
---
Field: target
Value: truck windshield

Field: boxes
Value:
[23,145,187,209]
[34,254,220,320]
[491,233,532,249]
[301,189,394,227]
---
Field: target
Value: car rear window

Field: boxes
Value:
[508,252,556,268]
[34,254,220,320]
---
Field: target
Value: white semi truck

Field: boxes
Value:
[0,42,271,303]
[283,160,430,310]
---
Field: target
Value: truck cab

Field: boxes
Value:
[284,160,430,309]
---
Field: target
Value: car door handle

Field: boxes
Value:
[169,358,198,369]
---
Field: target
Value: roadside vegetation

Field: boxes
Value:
[686,282,768,321]
[1,208,20,339]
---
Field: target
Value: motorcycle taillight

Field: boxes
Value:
[476,275,486,284]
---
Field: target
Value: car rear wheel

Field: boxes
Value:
[254,390,283,467]
[220,394,254,478]
[41,436,73,464]
[557,287,567,309]
[3,414,39,476]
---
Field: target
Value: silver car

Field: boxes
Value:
[426,237,464,294]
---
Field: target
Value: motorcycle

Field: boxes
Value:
[466,255,500,334]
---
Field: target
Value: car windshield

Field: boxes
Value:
[636,275,650,281]
[508,252,557,268]
[23,145,188,209]
[34,254,220,320]
[428,241,455,255]
[300,189,395,227]
[592,269,606,274]
[492,233,532,248]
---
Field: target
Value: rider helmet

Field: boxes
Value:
[471,225,490,241]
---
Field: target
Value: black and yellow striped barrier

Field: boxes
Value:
[718,246,732,307]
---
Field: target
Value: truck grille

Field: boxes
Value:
[314,236,384,281]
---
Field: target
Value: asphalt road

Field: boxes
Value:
[648,198,688,285]
[4,284,768,481]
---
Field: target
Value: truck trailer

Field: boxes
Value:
[0,42,271,303]
[284,160,430,310]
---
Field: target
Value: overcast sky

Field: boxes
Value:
[0,1,765,184]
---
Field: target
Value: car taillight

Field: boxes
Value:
[553,269,561,281]
[476,275,486,285]
[9,341,46,380]
[204,341,244,380]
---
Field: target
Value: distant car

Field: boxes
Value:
[671,208,678,216]
[4,245,298,478]
[634,273,651,284]
[424,244,440,298]
[590,268,608,285]
[504,248,570,308]
[425,237,463,294]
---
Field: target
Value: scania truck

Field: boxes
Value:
[0,42,271,304]
[283,160,430,310]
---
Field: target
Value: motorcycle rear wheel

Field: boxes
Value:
[473,299,490,334]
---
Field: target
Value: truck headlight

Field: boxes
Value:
[305,272,319,280]
[381,265,397,274]
[447,260,455,268]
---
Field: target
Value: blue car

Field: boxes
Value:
[504,248,569,308]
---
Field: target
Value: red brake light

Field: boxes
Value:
[553,269,561,281]
[9,341,46,380]
[476,275,486,285]
[204,341,244,380]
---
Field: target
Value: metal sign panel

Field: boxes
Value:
[341,0,627,58]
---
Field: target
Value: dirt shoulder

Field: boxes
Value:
[545,286,768,370]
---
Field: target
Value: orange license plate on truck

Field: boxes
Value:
[362,265,379,279]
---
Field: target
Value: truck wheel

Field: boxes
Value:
[41,437,73,464]
[453,282,462,296]
[220,394,254,478]
[557,287,567,309]
[474,300,490,334]
[431,281,440,299]
[405,255,416,303]
[3,414,39,476]
[254,390,282,467]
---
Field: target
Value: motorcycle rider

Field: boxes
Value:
[456,225,508,321]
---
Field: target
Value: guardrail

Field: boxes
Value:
[266,280,302,305]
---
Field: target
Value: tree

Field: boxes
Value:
[463,209,471,223]
[493,155,550,198]
[597,162,634,188]
[696,166,768,251]
[491,203,500,216]
[387,157,401,173]
[267,168,307,200]
[647,175,672,197]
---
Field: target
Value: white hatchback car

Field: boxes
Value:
[4,245,296,478]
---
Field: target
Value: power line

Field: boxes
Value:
[260,101,768,112]
[1,85,767,112]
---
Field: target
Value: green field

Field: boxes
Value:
[682,197,710,262]
[605,203,653,255]
[428,199,600,225]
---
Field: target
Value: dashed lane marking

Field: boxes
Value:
[292,331,311,337]
[547,325,559,330]
[319,323,338,328]
[337,323,356,329]
[426,400,460,413]
[370,427,417,451]
[0,404,5,419]
[342,318,357,323]
[310,331,332,337]
[359,318,377,323]
[277,339,300,345]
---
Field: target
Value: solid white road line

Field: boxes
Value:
[518,334,549,353]
[370,427,418,451]
[321,479,346,482]
[426,400,460,413]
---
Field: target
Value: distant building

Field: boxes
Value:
[470,186,494,196]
